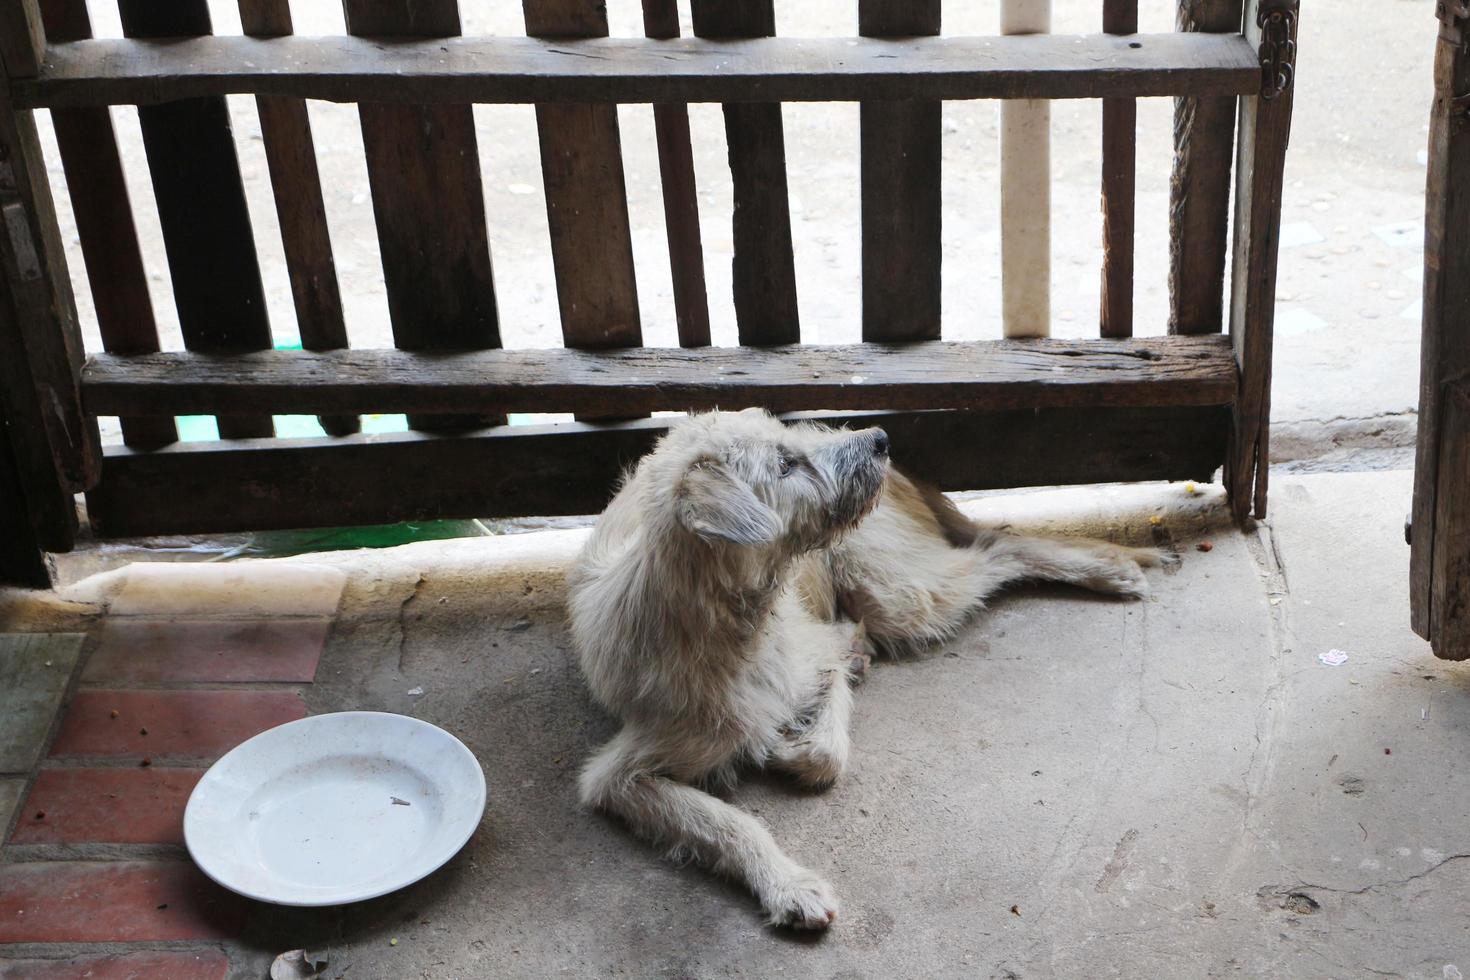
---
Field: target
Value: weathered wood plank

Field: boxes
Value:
[643,0,710,348]
[1410,2,1470,644]
[1100,0,1139,338]
[238,0,356,437]
[83,336,1239,418]
[524,0,639,425]
[692,0,798,345]
[1429,383,1470,659]
[41,0,173,447]
[525,0,640,356]
[1169,0,1244,335]
[0,410,51,587]
[118,0,274,440]
[342,0,501,433]
[0,0,45,78]
[859,0,942,342]
[1427,379,1470,658]
[20,34,1263,108]
[85,405,1230,538]
[0,68,94,552]
[1225,0,1298,521]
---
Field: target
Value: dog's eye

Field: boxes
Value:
[777,454,794,477]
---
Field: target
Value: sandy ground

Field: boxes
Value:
[30,0,1439,454]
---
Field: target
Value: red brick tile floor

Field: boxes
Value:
[1,565,339,979]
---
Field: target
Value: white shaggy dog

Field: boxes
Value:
[567,409,1165,929]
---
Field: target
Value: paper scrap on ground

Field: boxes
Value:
[1319,649,1349,666]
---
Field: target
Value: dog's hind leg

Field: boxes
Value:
[844,529,1169,652]
[580,730,839,929]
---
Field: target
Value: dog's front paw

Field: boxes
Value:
[765,871,839,930]
[769,738,847,789]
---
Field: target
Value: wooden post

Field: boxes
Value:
[1225,0,1298,522]
[0,0,96,561]
[524,0,641,355]
[119,0,275,440]
[1409,0,1470,656]
[642,0,711,348]
[41,0,175,448]
[859,0,942,342]
[690,0,800,345]
[1169,0,1244,335]
[0,407,50,588]
[239,0,358,437]
[525,0,642,423]
[1000,0,1051,338]
[342,0,503,433]
[1100,0,1138,338]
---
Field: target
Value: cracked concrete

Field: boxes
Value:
[8,470,1465,978]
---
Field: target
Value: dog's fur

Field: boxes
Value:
[567,410,1165,929]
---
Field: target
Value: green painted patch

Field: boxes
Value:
[242,519,490,557]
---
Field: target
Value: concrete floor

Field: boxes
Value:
[8,468,1464,978]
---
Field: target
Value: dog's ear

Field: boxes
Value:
[676,460,781,546]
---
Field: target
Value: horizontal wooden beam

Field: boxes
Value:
[85,405,1230,537]
[83,337,1237,418]
[16,33,1259,108]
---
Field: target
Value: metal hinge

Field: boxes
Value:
[1258,5,1298,101]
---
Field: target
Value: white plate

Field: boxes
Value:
[185,711,485,906]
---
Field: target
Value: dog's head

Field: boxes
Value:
[649,409,889,553]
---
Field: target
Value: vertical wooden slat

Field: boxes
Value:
[342,0,501,433]
[1409,1,1470,646]
[1100,0,1138,339]
[0,4,95,552]
[118,0,274,440]
[691,0,799,346]
[40,0,174,447]
[0,0,45,79]
[1169,0,1245,335]
[859,0,942,342]
[0,409,51,587]
[1225,0,1298,522]
[1428,383,1470,660]
[238,0,357,437]
[524,0,641,352]
[642,0,710,348]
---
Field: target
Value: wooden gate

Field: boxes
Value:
[1410,0,1469,660]
[0,0,1299,587]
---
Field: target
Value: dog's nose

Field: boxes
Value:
[871,429,889,457]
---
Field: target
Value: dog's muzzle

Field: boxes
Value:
[821,428,888,530]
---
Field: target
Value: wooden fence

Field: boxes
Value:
[0,0,1299,587]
